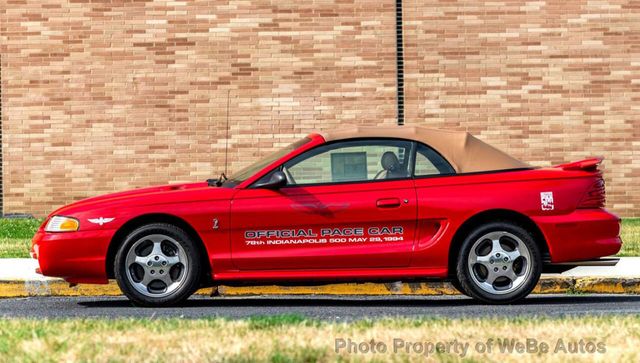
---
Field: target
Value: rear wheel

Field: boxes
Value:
[114,223,202,306]
[456,221,541,304]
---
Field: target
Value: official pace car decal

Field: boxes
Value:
[244,226,404,246]
[540,191,554,211]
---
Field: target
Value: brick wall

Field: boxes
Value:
[403,0,640,216]
[0,56,3,215]
[0,0,398,217]
[1,0,639,217]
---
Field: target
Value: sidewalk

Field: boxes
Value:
[0,258,639,298]
[560,257,640,277]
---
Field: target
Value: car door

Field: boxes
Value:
[230,138,418,270]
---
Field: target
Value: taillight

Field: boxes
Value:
[578,177,606,208]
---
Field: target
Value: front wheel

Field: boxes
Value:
[456,221,542,304]
[114,223,202,306]
[449,278,470,297]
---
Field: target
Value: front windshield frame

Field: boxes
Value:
[225,137,312,185]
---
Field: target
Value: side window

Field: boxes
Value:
[414,143,455,176]
[282,139,412,186]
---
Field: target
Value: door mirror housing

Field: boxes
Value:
[254,170,287,189]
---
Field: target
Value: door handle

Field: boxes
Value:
[376,198,401,208]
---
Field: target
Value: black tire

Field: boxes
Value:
[456,221,542,304]
[114,223,202,307]
[449,278,470,297]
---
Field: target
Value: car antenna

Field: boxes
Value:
[223,89,230,176]
[208,90,231,187]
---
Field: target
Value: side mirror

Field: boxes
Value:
[254,171,287,189]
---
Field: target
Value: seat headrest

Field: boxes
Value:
[381,151,400,171]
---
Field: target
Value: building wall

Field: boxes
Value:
[0,57,3,215]
[403,0,640,216]
[0,0,398,217]
[1,0,639,217]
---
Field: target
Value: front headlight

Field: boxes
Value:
[45,216,80,232]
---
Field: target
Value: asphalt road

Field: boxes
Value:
[1,294,639,320]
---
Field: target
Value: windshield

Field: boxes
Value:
[227,137,311,184]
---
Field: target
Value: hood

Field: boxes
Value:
[50,182,229,216]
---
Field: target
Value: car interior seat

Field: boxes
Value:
[375,151,406,179]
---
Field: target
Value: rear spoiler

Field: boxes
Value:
[554,157,603,172]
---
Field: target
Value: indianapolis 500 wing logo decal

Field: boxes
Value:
[88,217,115,226]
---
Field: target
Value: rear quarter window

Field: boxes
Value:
[414,143,455,176]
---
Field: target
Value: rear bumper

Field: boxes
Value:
[31,229,114,284]
[533,209,622,263]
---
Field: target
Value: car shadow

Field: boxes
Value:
[77,294,640,309]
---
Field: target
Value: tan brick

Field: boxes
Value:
[1,0,638,217]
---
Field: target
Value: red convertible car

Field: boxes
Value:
[32,126,621,306]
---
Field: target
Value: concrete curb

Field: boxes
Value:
[0,276,639,298]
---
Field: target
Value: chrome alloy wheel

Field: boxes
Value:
[467,231,532,295]
[125,234,189,298]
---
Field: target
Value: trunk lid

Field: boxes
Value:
[554,157,606,208]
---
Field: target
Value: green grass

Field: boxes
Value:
[0,219,43,258]
[0,218,42,258]
[0,218,639,258]
[621,218,640,256]
[0,238,32,258]
[0,218,43,239]
[0,315,639,362]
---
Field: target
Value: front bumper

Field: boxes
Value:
[31,229,114,284]
[533,209,622,263]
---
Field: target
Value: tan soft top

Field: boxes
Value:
[319,125,529,173]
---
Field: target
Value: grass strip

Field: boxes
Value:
[0,315,638,362]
